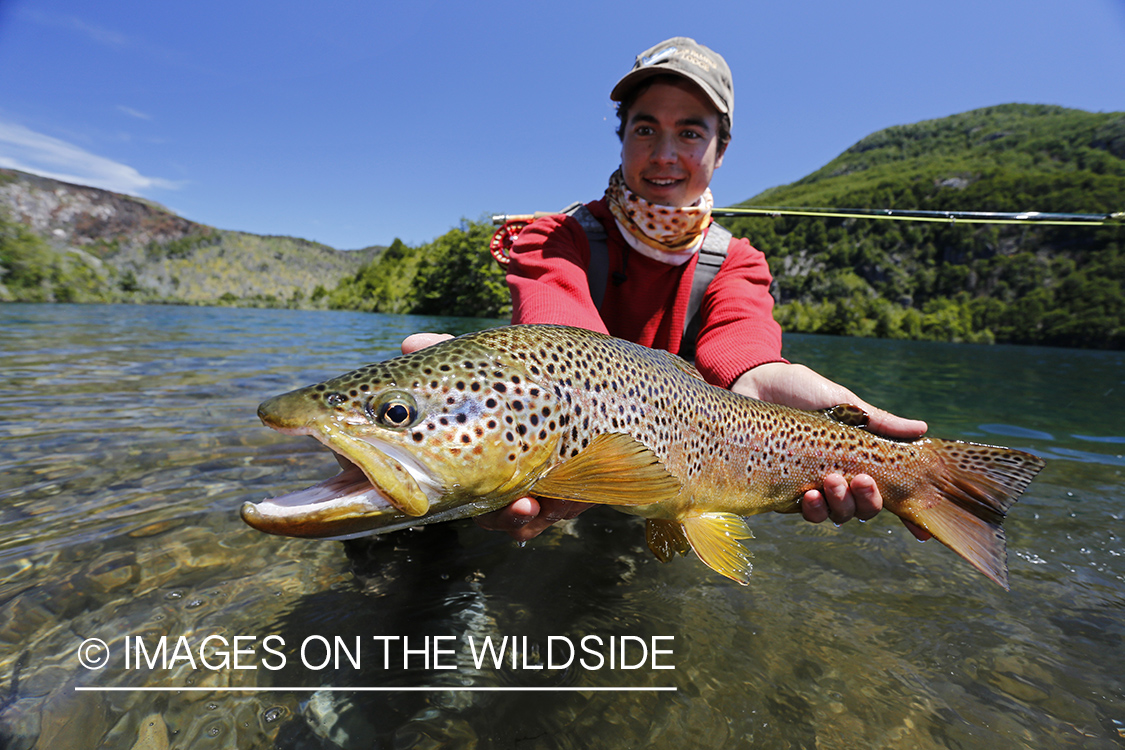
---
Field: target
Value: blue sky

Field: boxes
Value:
[1,0,1123,250]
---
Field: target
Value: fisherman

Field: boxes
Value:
[404,37,931,542]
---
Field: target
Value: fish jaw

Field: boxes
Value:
[246,388,444,535]
[240,460,406,539]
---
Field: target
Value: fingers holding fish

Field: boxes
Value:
[901,519,933,542]
[861,406,927,441]
[401,332,454,354]
[474,497,593,542]
[800,473,878,525]
[801,474,933,541]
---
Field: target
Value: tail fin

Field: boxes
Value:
[896,439,1045,590]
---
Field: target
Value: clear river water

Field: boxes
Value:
[0,303,1122,749]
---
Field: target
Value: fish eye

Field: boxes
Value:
[366,392,420,429]
[379,402,413,426]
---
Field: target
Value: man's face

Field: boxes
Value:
[620,78,725,208]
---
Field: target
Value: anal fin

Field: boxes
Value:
[646,519,691,563]
[681,513,754,585]
[532,433,681,507]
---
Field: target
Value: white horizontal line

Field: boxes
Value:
[74,686,676,693]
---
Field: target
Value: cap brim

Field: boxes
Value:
[610,68,729,114]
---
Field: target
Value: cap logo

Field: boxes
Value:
[641,46,677,67]
[679,48,717,73]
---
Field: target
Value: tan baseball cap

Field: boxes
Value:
[610,37,733,124]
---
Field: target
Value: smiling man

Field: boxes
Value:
[405,37,930,542]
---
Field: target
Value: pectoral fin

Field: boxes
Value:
[681,513,755,585]
[532,433,681,507]
[646,519,691,563]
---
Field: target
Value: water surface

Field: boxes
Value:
[1,303,1122,748]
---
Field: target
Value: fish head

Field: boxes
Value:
[243,334,565,538]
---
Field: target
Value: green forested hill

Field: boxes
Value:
[324,220,510,318]
[724,104,1124,347]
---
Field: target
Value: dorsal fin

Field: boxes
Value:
[819,404,869,428]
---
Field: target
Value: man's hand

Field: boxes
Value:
[732,362,932,540]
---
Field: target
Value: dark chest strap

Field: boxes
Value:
[567,203,731,359]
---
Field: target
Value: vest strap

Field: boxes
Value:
[568,204,730,359]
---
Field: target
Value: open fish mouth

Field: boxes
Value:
[240,451,410,539]
[247,388,446,537]
[243,405,451,538]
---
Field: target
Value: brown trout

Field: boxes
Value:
[244,325,1045,588]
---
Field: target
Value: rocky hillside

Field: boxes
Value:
[0,168,379,305]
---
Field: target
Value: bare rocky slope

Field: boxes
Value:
[0,168,379,305]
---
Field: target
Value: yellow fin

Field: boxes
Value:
[646,519,690,563]
[532,433,681,506]
[681,513,754,585]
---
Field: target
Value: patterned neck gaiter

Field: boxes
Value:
[604,168,713,254]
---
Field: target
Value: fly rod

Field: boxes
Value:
[488,206,1122,266]
[492,207,1124,227]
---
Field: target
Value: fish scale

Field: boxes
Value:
[244,324,1045,588]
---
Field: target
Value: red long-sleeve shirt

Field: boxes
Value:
[506,198,784,388]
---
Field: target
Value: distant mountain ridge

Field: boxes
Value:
[0,168,379,305]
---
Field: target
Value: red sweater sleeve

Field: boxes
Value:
[694,237,785,387]
[506,213,609,334]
